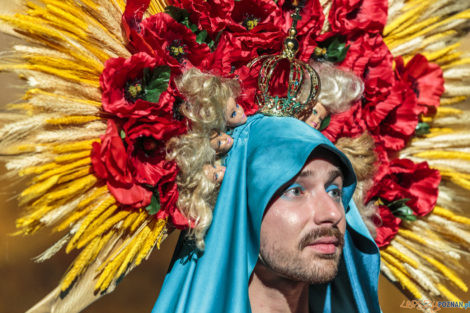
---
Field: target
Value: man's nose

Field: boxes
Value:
[310,191,343,226]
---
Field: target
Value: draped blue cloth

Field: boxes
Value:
[152,114,381,313]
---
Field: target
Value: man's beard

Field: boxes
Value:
[259,227,345,284]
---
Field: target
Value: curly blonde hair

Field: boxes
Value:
[166,69,244,250]
[166,131,219,250]
[176,68,241,132]
[312,61,364,113]
[336,132,378,238]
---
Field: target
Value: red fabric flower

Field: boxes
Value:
[91,120,153,208]
[395,54,444,115]
[329,0,388,34]
[374,205,401,247]
[209,26,285,74]
[124,117,186,186]
[233,65,261,116]
[140,13,211,69]
[367,158,441,217]
[101,52,180,119]
[369,82,421,151]
[227,0,282,33]
[91,116,187,209]
[170,0,234,37]
[277,0,325,37]
[156,172,189,228]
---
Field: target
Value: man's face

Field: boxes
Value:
[259,157,346,284]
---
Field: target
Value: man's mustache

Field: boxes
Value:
[298,227,344,250]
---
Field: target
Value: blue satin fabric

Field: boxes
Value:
[152,114,381,313]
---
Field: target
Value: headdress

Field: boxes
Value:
[0,0,469,310]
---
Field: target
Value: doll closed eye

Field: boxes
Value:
[225,97,247,127]
[203,164,226,183]
[210,131,233,154]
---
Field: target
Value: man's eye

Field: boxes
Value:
[326,185,342,202]
[281,184,305,199]
[231,111,237,118]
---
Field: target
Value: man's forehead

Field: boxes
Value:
[297,158,345,183]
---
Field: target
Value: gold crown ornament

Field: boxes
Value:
[248,4,321,118]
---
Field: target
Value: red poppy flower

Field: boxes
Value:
[140,13,211,69]
[156,172,189,228]
[101,52,180,120]
[328,0,388,34]
[209,26,285,74]
[395,54,444,115]
[374,205,401,247]
[170,0,234,37]
[91,115,187,209]
[124,117,186,186]
[233,65,261,116]
[370,82,421,151]
[322,100,367,143]
[91,120,154,208]
[227,0,282,33]
[277,0,325,37]
[367,158,441,217]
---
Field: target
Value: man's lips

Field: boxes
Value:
[306,236,339,254]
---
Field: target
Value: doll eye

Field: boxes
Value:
[313,109,318,115]
[236,103,240,108]
[218,140,222,148]
[231,111,237,118]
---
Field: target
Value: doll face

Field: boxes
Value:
[203,164,226,184]
[210,131,233,154]
[225,97,247,127]
[305,102,328,129]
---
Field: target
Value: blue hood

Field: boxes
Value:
[152,114,381,313]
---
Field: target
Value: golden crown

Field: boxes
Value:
[248,6,321,118]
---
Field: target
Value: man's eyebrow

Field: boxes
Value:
[298,169,314,178]
[325,168,344,187]
[297,167,344,185]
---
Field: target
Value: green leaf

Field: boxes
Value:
[319,115,331,131]
[164,6,190,22]
[387,198,411,210]
[415,122,430,136]
[142,66,171,103]
[196,30,208,44]
[145,193,161,215]
[325,37,350,63]
[189,23,198,33]
[385,198,417,221]
[120,129,126,139]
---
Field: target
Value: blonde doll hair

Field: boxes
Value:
[312,61,364,113]
[166,131,219,250]
[336,132,378,238]
[176,68,241,132]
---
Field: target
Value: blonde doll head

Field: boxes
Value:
[301,61,364,129]
[176,68,243,132]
